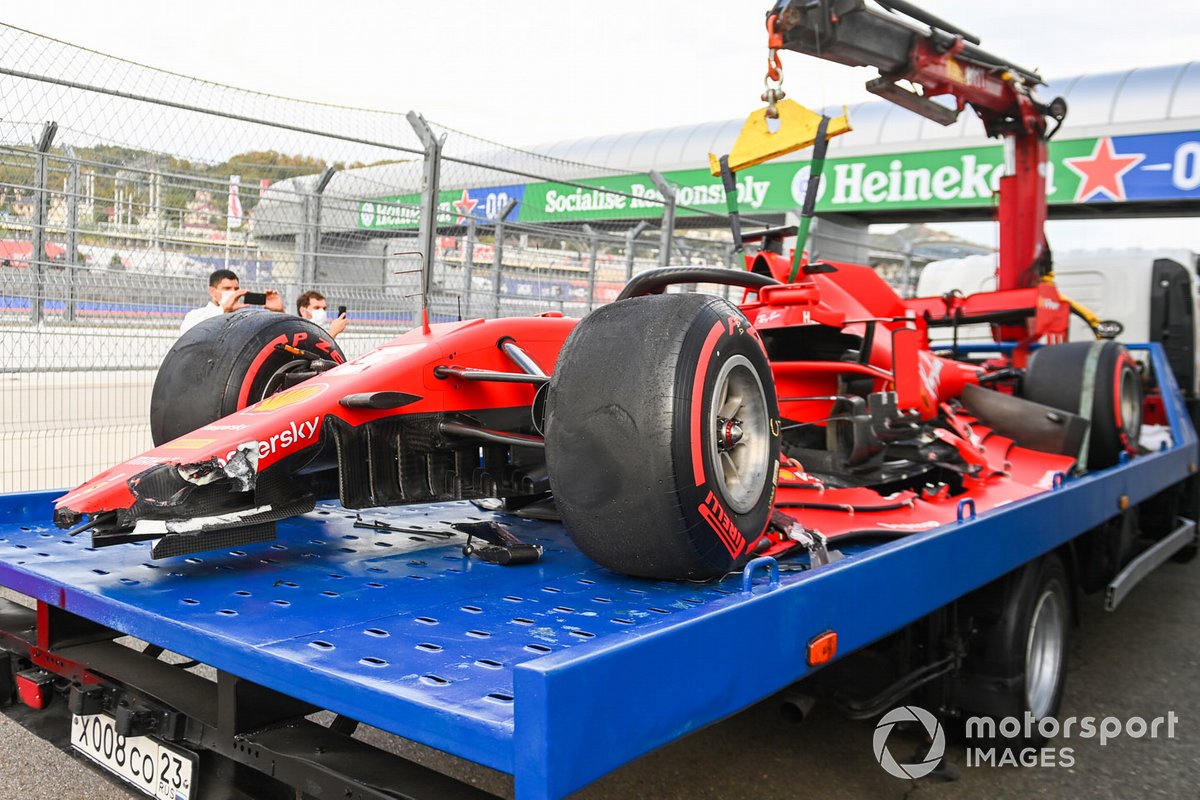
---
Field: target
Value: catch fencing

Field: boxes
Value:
[0,22,755,492]
[0,23,951,493]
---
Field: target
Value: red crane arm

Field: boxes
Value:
[769,0,1066,293]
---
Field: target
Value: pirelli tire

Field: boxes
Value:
[150,309,344,446]
[545,293,781,580]
[1023,340,1142,471]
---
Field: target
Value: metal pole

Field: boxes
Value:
[582,223,599,311]
[624,230,636,283]
[463,216,476,318]
[649,170,676,268]
[294,193,308,293]
[406,112,444,332]
[491,199,517,319]
[64,144,79,322]
[493,220,505,318]
[30,121,57,324]
[310,166,337,287]
[623,221,650,284]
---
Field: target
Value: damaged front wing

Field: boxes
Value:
[54,442,314,558]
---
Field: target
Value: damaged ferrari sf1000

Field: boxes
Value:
[53,236,1142,580]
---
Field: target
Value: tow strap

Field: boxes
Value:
[789,114,831,283]
[1074,342,1104,472]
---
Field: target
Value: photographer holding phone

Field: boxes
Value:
[180,269,283,334]
[296,290,348,339]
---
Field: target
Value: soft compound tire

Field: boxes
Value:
[150,310,343,446]
[1023,340,1142,470]
[952,553,1072,745]
[545,293,781,580]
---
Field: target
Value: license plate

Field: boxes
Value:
[71,714,197,800]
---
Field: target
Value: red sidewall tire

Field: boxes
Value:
[546,293,781,580]
[1023,341,1142,470]
[150,310,343,446]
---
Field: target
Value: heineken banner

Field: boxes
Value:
[357,130,1200,230]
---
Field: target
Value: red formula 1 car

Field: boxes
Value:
[52,236,1142,580]
[54,1,1147,581]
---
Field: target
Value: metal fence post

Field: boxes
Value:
[308,166,337,288]
[491,199,517,319]
[294,191,309,298]
[30,121,57,324]
[649,171,676,267]
[64,144,80,322]
[463,216,476,318]
[406,112,444,330]
[581,223,599,311]
[623,220,650,283]
[492,220,505,318]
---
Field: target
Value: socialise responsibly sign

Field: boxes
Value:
[355,130,1200,230]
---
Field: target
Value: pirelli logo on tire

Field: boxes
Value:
[699,489,746,558]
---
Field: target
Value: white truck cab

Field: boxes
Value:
[916,248,1200,396]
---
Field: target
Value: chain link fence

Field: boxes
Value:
[0,22,766,493]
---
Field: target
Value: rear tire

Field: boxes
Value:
[151,310,343,446]
[1023,340,1142,470]
[545,293,781,580]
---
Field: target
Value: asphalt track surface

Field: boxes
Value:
[1,555,1197,800]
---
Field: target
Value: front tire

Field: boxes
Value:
[151,310,343,445]
[545,293,781,580]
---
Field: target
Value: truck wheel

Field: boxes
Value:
[545,293,781,579]
[1023,340,1142,470]
[953,553,1071,743]
[151,310,343,446]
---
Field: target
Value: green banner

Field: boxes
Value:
[355,136,1110,229]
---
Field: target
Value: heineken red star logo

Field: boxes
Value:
[452,189,478,223]
[1063,137,1144,202]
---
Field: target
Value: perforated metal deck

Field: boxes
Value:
[0,491,830,798]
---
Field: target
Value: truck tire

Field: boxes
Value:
[1023,340,1142,470]
[952,553,1071,743]
[151,310,343,446]
[545,293,781,580]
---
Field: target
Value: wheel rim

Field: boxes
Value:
[1119,364,1142,443]
[1025,583,1066,719]
[707,355,770,514]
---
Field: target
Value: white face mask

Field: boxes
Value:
[309,308,329,326]
[219,290,236,307]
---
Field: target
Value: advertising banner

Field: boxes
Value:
[356,130,1200,230]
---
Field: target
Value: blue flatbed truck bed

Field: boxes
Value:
[0,344,1196,800]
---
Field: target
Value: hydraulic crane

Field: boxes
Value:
[765,0,1073,357]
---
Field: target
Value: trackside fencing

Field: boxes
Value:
[0,23,937,492]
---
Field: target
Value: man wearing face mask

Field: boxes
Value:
[180,269,284,334]
[296,290,348,339]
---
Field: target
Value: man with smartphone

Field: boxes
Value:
[180,269,284,334]
[295,290,348,339]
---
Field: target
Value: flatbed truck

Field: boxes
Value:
[0,340,1196,799]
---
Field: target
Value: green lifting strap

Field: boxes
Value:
[789,114,831,283]
[719,155,745,256]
